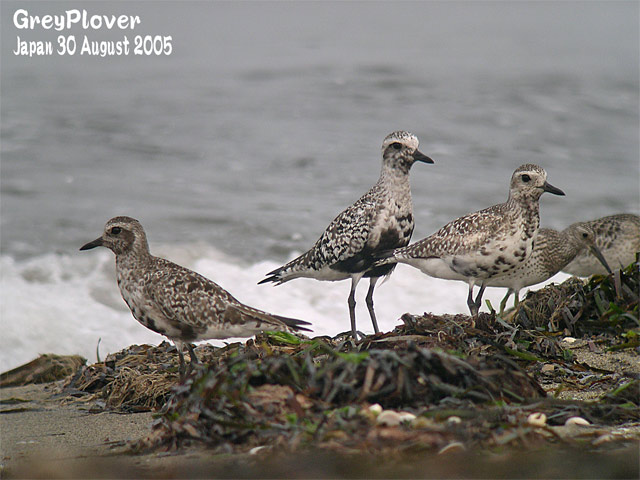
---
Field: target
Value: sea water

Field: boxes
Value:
[1,2,638,371]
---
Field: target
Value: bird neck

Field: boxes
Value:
[537,229,578,273]
[115,244,152,272]
[505,194,541,240]
[558,231,589,264]
[378,162,412,191]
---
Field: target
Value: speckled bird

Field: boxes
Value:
[259,131,433,339]
[375,164,565,317]
[487,223,611,314]
[80,216,311,371]
[563,213,639,276]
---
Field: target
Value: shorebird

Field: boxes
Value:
[80,216,311,371]
[487,223,611,314]
[259,131,433,339]
[563,213,639,276]
[375,164,565,317]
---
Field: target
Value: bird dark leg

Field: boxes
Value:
[175,342,187,377]
[348,278,358,340]
[474,283,487,313]
[187,343,199,365]
[365,277,380,334]
[466,284,478,317]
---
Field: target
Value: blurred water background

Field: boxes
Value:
[1,1,638,371]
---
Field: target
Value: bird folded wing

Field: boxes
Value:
[405,207,509,258]
[317,200,375,265]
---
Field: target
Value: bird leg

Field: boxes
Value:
[175,342,187,378]
[466,283,479,317]
[175,341,199,379]
[473,284,487,314]
[186,343,199,365]
[365,277,380,334]
[348,278,358,340]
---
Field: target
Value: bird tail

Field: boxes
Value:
[258,250,314,285]
[371,248,398,267]
[258,267,285,285]
[230,304,313,333]
[271,314,313,333]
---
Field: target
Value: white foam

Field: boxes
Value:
[0,245,572,372]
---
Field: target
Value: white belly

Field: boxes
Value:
[401,257,468,281]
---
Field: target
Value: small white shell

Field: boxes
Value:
[527,412,547,427]
[438,441,466,454]
[368,404,383,415]
[376,410,403,427]
[249,446,268,455]
[592,434,614,446]
[562,337,577,343]
[376,410,417,426]
[565,416,590,426]
[397,412,416,423]
[446,416,462,424]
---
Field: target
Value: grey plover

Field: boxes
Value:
[80,216,311,371]
[487,223,611,314]
[259,131,433,339]
[563,213,640,276]
[375,164,565,317]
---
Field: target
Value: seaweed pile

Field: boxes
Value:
[0,354,86,388]
[53,262,639,455]
[512,260,638,338]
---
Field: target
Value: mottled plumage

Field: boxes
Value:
[259,131,434,339]
[563,214,640,276]
[80,216,311,370]
[488,223,611,313]
[376,164,565,316]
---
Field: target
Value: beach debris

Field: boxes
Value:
[2,268,637,458]
[0,354,86,388]
[565,416,590,426]
[375,410,416,427]
[438,441,466,454]
[527,412,547,427]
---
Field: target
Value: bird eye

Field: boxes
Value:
[391,142,402,150]
[582,232,588,238]
[521,174,531,183]
[110,227,122,235]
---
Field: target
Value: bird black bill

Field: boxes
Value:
[542,181,565,196]
[79,237,103,251]
[589,245,612,274]
[413,150,434,164]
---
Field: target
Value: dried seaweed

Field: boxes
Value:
[5,265,636,457]
[0,354,86,387]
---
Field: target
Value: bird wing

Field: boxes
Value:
[316,193,378,264]
[261,188,380,280]
[141,259,232,335]
[399,203,512,259]
[144,258,310,337]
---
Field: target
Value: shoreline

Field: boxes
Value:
[2,380,638,479]
[2,270,639,478]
